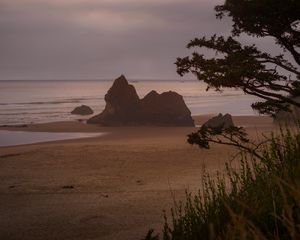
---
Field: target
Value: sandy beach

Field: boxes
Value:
[0,115,274,240]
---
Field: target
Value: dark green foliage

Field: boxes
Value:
[215,0,300,65]
[176,35,300,116]
[176,0,300,116]
[144,128,300,240]
[143,229,159,240]
[187,124,267,161]
[142,1,300,239]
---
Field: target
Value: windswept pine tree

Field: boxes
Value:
[176,0,300,116]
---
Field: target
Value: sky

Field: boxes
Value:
[0,0,280,80]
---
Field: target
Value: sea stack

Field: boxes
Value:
[139,90,194,126]
[202,113,234,128]
[87,75,140,125]
[71,105,94,115]
[87,75,194,126]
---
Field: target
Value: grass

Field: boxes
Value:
[143,127,300,240]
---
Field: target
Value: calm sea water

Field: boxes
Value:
[0,80,259,125]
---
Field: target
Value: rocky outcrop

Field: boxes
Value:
[203,113,234,128]
[87,75,140,125]
[139,90,194,126]
[87,75,194,126]
[274,96,300,124]
[71,105,93,115]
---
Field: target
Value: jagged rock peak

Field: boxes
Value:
[203,113,234,128]
[87,75,194,126]
[145,90,159,97]
[112,75,129,86]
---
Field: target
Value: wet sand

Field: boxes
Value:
[0,115,274,240]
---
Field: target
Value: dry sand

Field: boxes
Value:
[0,115,275,240]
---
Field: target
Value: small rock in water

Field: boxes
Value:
[71,105,94,115]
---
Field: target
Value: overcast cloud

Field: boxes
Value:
[0,0,280,80]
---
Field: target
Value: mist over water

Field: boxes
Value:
[0,80,260,125]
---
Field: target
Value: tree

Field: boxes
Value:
[176,0,300,116]
[176,0,300,150]
[142,2,300,239]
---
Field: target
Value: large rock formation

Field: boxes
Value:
[139,90,194,126]
[202,113,234,128]
[88,75,140,125]
[71,105,93,115]
[87,75,194,126]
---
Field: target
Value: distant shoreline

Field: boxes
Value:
[0,80,260,125]
[0,115,272,133]
[0,79,197,82]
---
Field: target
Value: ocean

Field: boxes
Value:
[0,80,260,125]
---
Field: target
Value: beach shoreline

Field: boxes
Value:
[0,115,275,240]
[0,114,272,131]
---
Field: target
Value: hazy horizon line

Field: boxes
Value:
[0,78,197,82]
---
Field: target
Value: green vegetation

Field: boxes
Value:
[144,127,300,240]
[176,0,300,116]
[143,1,300,238]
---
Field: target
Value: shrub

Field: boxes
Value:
[144,127,300,240]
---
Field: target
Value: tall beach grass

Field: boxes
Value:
[144,126,300,240]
